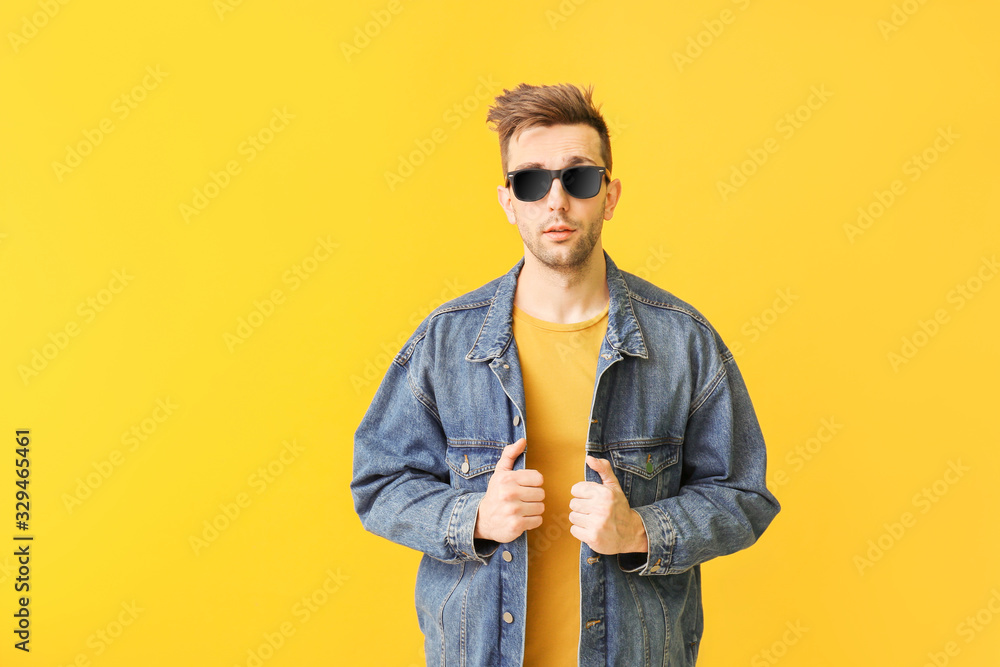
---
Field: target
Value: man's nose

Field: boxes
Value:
[545,176,570,209]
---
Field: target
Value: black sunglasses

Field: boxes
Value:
[505,165,609,202]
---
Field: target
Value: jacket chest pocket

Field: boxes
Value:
[608,438,683,507]
[446,441,505,493]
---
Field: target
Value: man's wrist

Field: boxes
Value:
[629,509,649,553]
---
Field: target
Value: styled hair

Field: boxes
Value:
[485,82,612,178]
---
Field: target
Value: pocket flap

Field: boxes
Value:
[609,440,681,480]
[446,441,504,479]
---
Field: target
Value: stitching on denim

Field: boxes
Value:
[612,447,680,480]
[653,504,678,573]
[446,461,496,479]
[466,283,503,360]
[459,560,481,667]
[628,293,712,330]
[444,493,459,556]
[648,572,672,665]
[446,439,507,447]
[446,442,503,478]
[445,492,469,560]
[612,278,649,357]
[434,298,494,315]
[623,570,651,666]
[601,436,684,449]
[436,561,464,666]
[398,298,494,365]
[395,327,427,366]
[405,365,442,426]
[688,364,725,417]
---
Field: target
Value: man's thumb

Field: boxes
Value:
[587,455,621,489]
[496,438,526,472]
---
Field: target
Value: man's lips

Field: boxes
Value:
[543,228,575,241]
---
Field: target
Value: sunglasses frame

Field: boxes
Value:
[505,165,609,202]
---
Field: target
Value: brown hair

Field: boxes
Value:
[485,82,612,178]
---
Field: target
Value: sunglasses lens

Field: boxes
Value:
[509,166,605,201]
[562,166,603,199]
[511,170,551,202]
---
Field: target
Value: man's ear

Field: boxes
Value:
[497,185,517,224]
[603,178,622,221]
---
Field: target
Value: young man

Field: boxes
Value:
[352,83,780,667]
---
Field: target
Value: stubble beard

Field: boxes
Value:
[517,203,606,272]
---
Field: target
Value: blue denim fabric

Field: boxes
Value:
[351,251,780,666]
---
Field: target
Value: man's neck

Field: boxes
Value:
[513,249,610,324]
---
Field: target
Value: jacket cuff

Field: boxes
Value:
[446,492,495,563]
[618,504,676,575]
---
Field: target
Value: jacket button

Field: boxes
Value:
[503,363,510,369]
[503,612,514,623]
[502,550,512,562]
[513,415,520,426]
[650,564,661,573]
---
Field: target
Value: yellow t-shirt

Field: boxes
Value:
[512,299,610,667]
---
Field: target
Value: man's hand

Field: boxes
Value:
[569,455,649,555]
[474,438,545,543]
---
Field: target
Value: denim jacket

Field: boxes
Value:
[351,251,780,666]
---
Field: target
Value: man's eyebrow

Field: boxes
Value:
[510,155,598,171]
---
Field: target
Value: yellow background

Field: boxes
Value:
[2,0,998,665]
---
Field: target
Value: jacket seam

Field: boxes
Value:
[649,576,672,666]
[650,504,678,573]
[624,572,651,666]
[459,560,482,666]
[397,298,496,364]
[688,364,725,418]
[627,293,713,330]
[445,493,467,561]
[395,328,427,366]
[436,562,464,667]
[405,364,443,426]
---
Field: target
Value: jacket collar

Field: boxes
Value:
[466,250,648,362]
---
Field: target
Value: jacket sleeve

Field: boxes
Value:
[619,344,781,575]
[351,353,497,565]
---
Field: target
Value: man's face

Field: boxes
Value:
[498,123,621,272]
